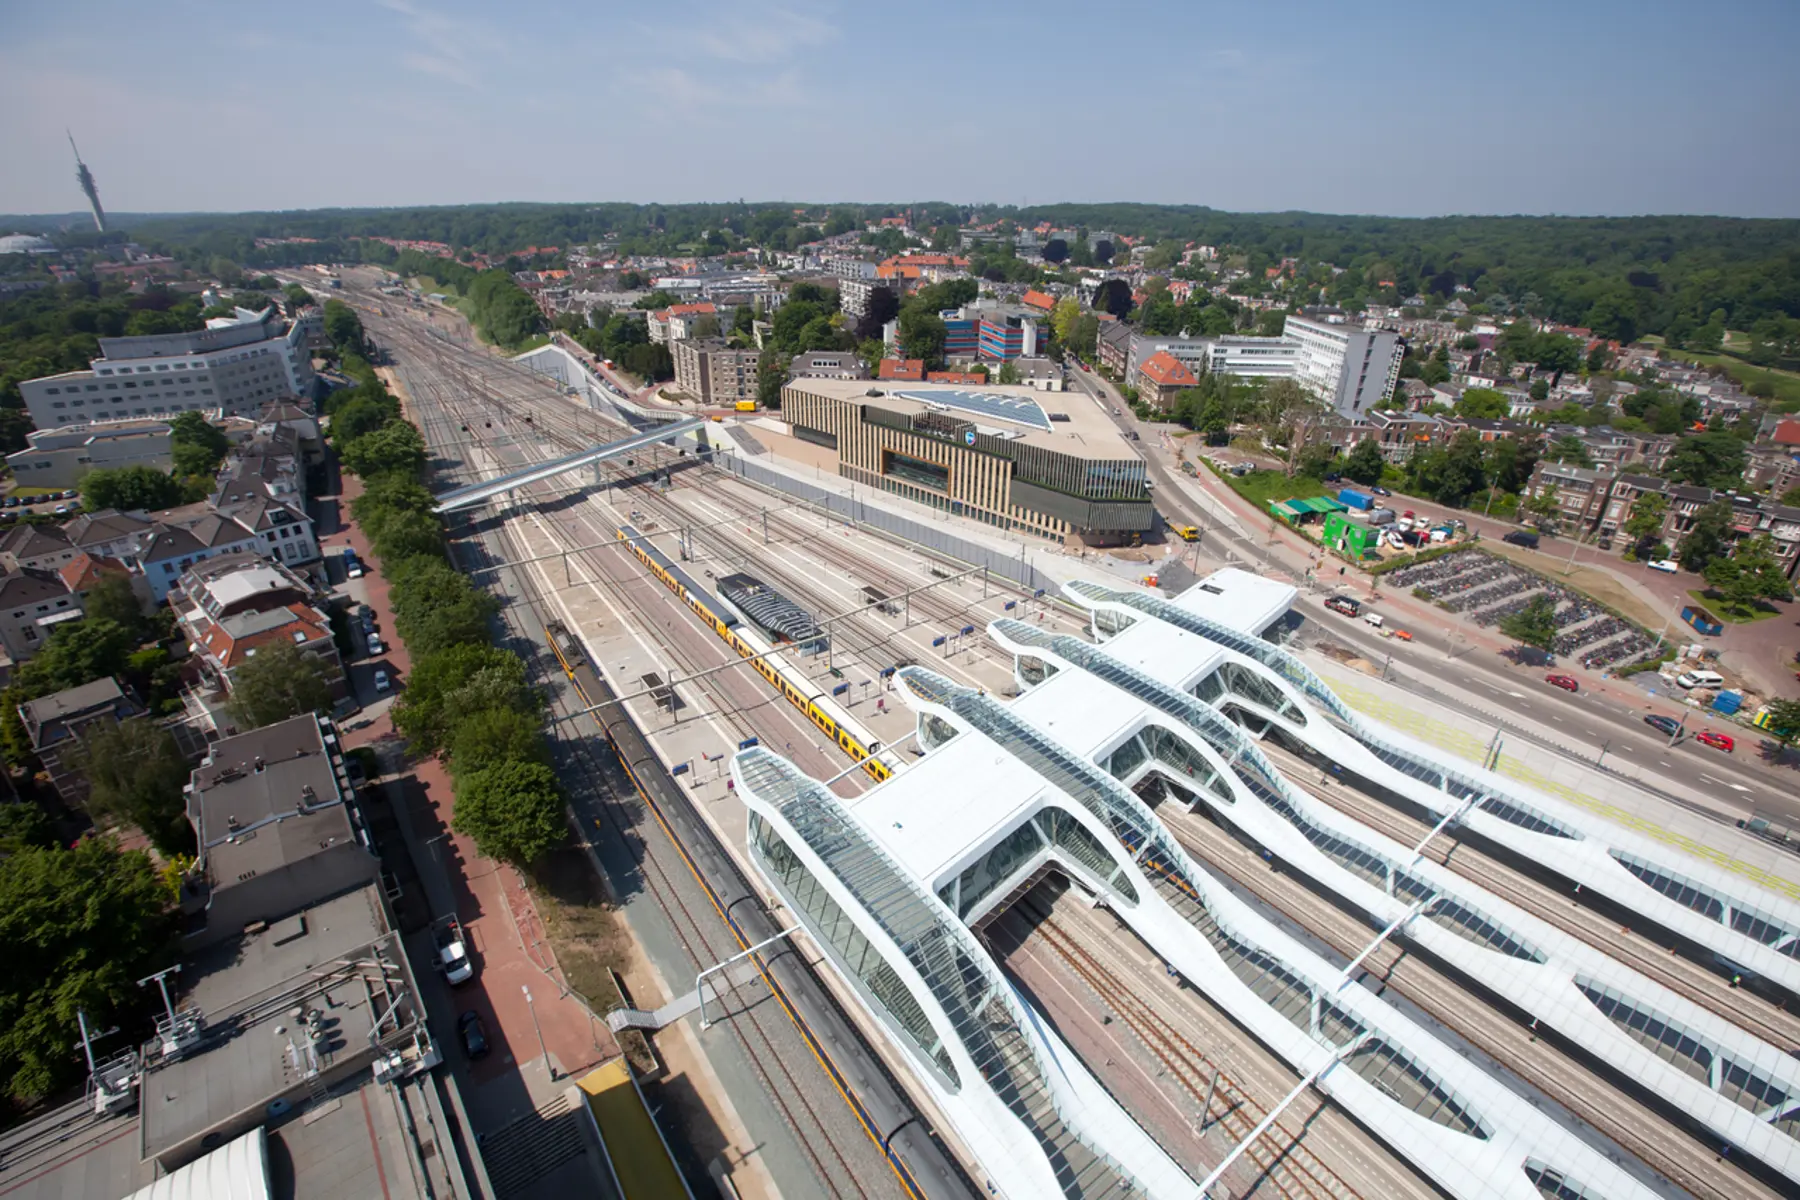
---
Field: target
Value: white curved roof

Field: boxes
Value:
[122,1126,268,1200]
[0,233,55,254]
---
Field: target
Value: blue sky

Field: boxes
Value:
[3,0,1797,218]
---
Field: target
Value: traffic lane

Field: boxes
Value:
[1313,604,1788,813]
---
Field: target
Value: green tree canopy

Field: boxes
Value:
[451,759,567,865]
[1456,387,1510,419]
[340,420,427,479]
[1498,594,1558,650]
[392,642,534,756]
[224,640,333,730]
[1702,536,1794,616]
[1344,438,1386,486]
[1665,431,1747,490]
[0,836,176,1103]
[167,411,231,478]
[1622,493,1670,555]
[448,706,549,772]
[389,557,500,656]
[1677,501,1735,573]
[80,466,185,512]
[64,720,195,855]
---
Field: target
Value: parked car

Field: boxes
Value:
[373,669,392,693]
[1545,674,1580,693]
[1324,595,1361,617]
[1695,730,1735,752]
[1370,485,1391,496]
[1647,559,1679,573]
[458,1011,490,1060]
[1503,530,1541,549]
[367,635,385,656]
[1643,714,1681,736]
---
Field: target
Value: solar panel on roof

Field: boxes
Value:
[893,388,1052,431]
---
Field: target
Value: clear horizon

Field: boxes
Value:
[3,0,1797,221]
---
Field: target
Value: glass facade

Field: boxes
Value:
[738,750,1144,1197]
[751,812,957,1088]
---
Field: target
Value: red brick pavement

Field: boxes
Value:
[332,469,612,1085]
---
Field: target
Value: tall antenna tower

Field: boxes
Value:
[68,130,107,233]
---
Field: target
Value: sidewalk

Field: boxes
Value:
[330,469,614,1108]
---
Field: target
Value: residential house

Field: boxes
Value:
[1011,357,1065,392]
[877,359,926,382]
[132,509,262,602]
[1020,290,1057,315]
[1745,447,1800,495]
[0,523,78,573]
[1137,352,1198,412]
[1526,463,1615,529]
[670,339,759,406]
[63,508,156,561]
[0,568,83,662]
[171,552,348,708]
[183,713,375,946]
[789,351,870,381]
[18,677,146,806]
[1599,474,1669,538]
[1755,505,1800,579]
[1665,484,1720,542]
[1096,320,1133,375]
[647,302,718,345]
[1363,410,1450,464]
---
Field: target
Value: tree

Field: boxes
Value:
[393,643,534,756]
[1499,594,1558,651]
[330,396,395,444]
[1525,484,1561,528]
[1702,536,1793,616]
[1677,500,1734,573]
[0,836,176,1103]
[388,557,500,656]
[225,640,332,730]
[1434,430,1488,505]
[168,411,230,478]
[996,361,1021,385]
[340,420,426,479]
[322,298,365,355]
[757,350,789,409]
[1781,485,1800,508]
[80,466,184,512]
[1093,279,1133,319]
[1092,239,1114,265]
[897,309,947,369]
[1041,239,1069,264]
[1344,438,1386,486]
[1761,698,1800,754]
[1549,435,1592,467]
[448,707,549,772]
[64,720,195,855]
[81,574,149,641]
[1051,297,1080,347]
[1621,492,1669,556]
[1456,387,1509,419]
[451,759,567,865]
[1666,431,1747,490]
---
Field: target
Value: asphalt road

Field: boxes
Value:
[1060,364,1800,830]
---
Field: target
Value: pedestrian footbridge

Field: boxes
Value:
[432,419,704,513]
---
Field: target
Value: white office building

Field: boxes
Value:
[1287,313,1404,418]
[19,307,316,429]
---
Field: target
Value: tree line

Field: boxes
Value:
[325,308,568,867]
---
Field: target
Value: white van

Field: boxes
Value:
[1676,669,1724,689]
[1363,612,1385,628]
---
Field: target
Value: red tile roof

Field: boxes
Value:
[1020,290,1056,313]
[877,359,926,381]
[1139,352,1198,389]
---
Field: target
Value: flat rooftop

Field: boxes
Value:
[143,887,408,1160]
[785,377,1137,458]
[1169,568,1297,638]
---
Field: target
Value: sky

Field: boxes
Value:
[3,0,1798,220]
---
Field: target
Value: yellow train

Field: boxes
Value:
[611,524,894,781]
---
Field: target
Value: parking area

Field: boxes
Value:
[1387,549,1660,669]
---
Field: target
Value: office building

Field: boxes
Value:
[671,338,759,406]
[19,307,316,429]
[5,419,173,490]
[778,378,1153,543]
[1287,313,1404,418]
[840,277,898,320]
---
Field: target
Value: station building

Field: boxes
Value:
[776,378,1154,544]
[734,568,1800,1200]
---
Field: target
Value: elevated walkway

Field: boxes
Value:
[432,418,705,513]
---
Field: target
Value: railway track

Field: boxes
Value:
[383,322,919,1200]
[1161,801,1779,1200]
[1256,740,1800,1053]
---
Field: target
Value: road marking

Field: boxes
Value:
[1507,691,1525,699]
[1660,761,1672,767]
[1730,784,1751,793]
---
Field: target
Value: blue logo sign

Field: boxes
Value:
[964,430,976,446]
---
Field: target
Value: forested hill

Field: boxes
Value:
[11,201,1797,342]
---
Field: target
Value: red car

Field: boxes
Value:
[1695,730,1735,752]
[1544,674,1579,693]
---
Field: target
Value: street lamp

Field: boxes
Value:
[522,985,553,1081]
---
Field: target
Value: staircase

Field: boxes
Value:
[478,1095,588,1199]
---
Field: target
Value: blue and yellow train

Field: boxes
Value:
[607,523,894,781]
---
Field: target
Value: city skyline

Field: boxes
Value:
[3,0,1798,220]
